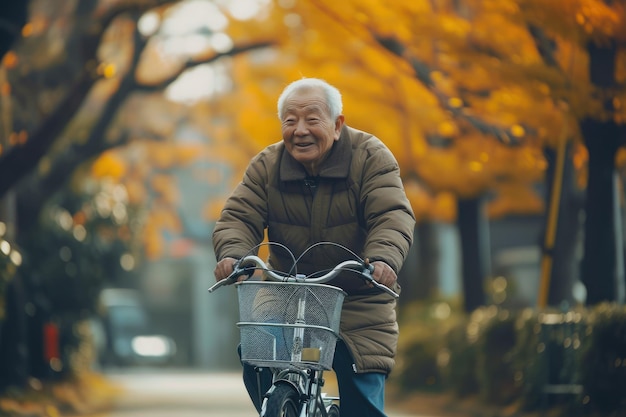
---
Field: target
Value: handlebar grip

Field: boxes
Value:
[364,262,399,299]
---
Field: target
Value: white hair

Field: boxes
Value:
[277,78,343,120]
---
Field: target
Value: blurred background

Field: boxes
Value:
[0,0,625,416]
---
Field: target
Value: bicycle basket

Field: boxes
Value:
[236,281,346,370]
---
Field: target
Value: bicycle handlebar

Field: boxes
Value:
[208,255,399,298]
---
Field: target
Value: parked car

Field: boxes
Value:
[95,288,176,367]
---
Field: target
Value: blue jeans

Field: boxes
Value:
[240,340,387,417]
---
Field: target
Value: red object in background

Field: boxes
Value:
[43,322,60,361]
[170,237,194,258]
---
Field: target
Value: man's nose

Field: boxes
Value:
[294,120,309,135]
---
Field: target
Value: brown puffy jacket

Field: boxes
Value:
[213,125,415,374]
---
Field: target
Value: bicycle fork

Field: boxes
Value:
[259,368,330,417]
[259,290,336,416]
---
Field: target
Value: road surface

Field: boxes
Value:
[100,368,422,417]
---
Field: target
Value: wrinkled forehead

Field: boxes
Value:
[283,87,330,115]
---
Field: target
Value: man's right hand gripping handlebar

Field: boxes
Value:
[209,257,256,293]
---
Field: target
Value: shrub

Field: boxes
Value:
[397,300,626,417]
[579,303,626,415]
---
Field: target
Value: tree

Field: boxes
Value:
[580,39,626,304]
[218,0,626,309]
[0,0,273,387]
[0,1,28,60]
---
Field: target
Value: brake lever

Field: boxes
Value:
[208,262,256,293]
[363,259,399,299]
[208,273,237,293]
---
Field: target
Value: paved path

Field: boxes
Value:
[101,369,421,417]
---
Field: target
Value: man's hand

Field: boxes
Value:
[214,257,238,282]
[370,260,397,289]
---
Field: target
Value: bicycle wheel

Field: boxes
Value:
[327,404,340,417]
[264,384,301,417]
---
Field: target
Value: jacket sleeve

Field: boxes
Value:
[212,152,269,261]
[359,139,416,273]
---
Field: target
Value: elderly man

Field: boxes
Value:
[213,77,415,417]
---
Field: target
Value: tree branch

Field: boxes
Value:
[306,0,525,145]
[0,0,182,200]
[374,34,524,145]
[15,38,273,234]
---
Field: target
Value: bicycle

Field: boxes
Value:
[208,242,398,417]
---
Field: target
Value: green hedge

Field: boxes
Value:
[579,304,626,415]
[396,302,626,417]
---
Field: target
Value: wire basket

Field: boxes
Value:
[236,281,346,370]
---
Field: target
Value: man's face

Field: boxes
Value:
[281,87,344,175]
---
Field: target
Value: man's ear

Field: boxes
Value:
[334,115,345,140]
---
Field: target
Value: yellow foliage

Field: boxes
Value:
[97,62,116,79]
[149,206,182,233]
[147,145,175,169]
[572,141,589,189]
[91,152,126,179]
[176,144,205,164]
[2,51,18,69]
[405,175,457,223]
[150,174,179,205]
[144,224,165,260]
[124,178,147,205]
[136,41,187,85]
[0,372,121,417]
[430,192,457,222]
[72,211,87,226]
[204,198,227,223]
[487,182,545,218]
[519,0,626,43]
[218,0,599,223]
[617,148,626,169]
[403,178,433,222]
[84,0,624,247]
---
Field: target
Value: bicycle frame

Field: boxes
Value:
[257,286,338,417]
[209,243,399,417]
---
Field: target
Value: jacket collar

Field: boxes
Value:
[279,125,352,181]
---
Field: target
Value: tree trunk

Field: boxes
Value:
[579,39,624,305]
[414,221,440,300]
[0,275,29,389]
[457,197,489,312]
[614,175,625,302]
[543,144,584,307]
[580,119,620,304]
[397,222,438,309]
[0,1,28,61]
[397,226,418,309]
